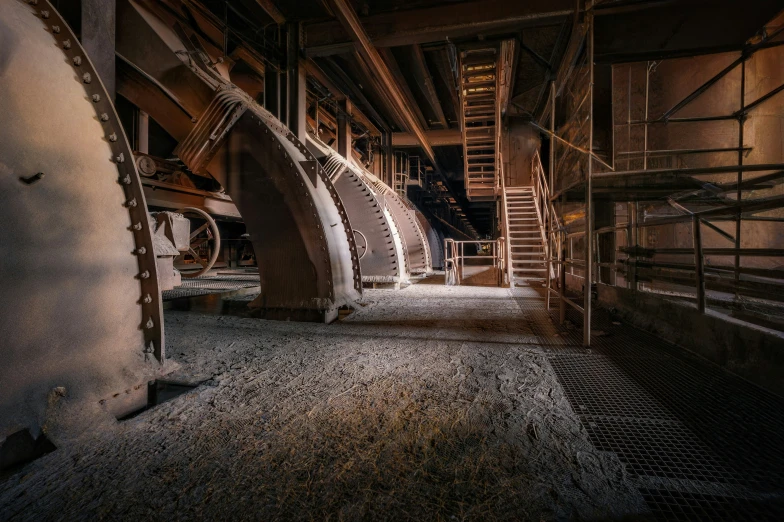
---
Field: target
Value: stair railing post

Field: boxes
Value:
[583,5,595,347]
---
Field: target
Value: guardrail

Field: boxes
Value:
[444,238,506,287]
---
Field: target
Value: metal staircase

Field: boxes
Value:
[505,187,547,285]
[460,48,500,201]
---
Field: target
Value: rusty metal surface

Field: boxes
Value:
[0,0,163,438]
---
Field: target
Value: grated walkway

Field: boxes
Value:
[511,282,784,521]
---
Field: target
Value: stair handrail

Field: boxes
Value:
[499,152,512,285]
[531,151,561,281]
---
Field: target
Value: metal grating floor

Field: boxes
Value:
[511,283,784,521]
[162,274,260,300]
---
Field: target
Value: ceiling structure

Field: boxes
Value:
[157,0,782,236]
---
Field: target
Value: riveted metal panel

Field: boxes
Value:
[0,0,163,438]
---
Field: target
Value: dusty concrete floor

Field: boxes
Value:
[0,281,649,521]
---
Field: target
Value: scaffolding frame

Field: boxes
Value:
[539,3,784,345]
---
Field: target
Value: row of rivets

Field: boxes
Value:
[41,2,159,336]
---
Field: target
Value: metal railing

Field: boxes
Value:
[444,238,506,287]
[498,152,511,285]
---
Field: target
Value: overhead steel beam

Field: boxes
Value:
[378,48,430,130]
[306,0,574,56]
[305,60,383,136]
[319,57,393,133]
[325,0,437,165]
[253,0,285,25]
[410,45,449,128]
[393,129,462,147]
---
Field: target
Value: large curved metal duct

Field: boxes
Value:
[116,1,361,321]
[363,173,433,274]
[0,0,164,437]
[315,144,408,284]
[415,210,445,270]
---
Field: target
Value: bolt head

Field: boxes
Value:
[100,113,109,122]
[92,94,101,103]
[82,72,91,84]
[40,10,49,19]
[52,25,60,34]
[108,133,117,142]
[73,56,82,66]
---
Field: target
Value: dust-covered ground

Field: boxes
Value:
[0,281,649,521]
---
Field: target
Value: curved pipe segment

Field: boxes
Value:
[315,145,409,284]
[0,0,163,437]
[116,0,360,321]
[415,210,445,270]
[175,87,362,321]
[363,173,433,275]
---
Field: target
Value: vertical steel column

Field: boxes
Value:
[384,132,394,186]
[287,23,307,142]
[693,215,705,313]
[81,0,116,99]
[626,201,635,289]
[735,60,746,288]
[583,5,594,347]
[643,61,651,170]
[547,81,556,310]
[559,202,566,324]
[136,110,149,154]
[264,66,280,119]
[337,99,352,159]
[627,66,632,170]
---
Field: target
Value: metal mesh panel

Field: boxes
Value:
[510,282,784,520]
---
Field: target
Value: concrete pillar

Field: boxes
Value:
[81,0,116,99]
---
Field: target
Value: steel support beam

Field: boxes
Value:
[253,0,285,25]
[306,0,573,56]
[410,45,449,129]
[337,98,352,159]
[392,129,462,147]
[264,65,280,119]
[325,0,437,166]
[137,110,149,154]
[287,23,307,142]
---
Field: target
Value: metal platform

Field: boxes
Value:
[162,272,260,301]
[512,283,784,521]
